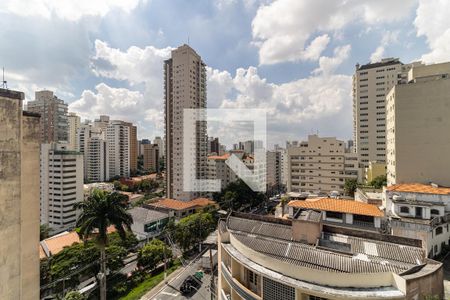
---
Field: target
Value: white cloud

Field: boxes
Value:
[86,40,352,144]
[313,45,351,75]
[415,0,450,63]
[1,0,143,21]
[252,0,416,65]
[370,30,399,62]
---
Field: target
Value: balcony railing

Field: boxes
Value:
[221,262,260,300]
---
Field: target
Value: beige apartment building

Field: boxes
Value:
[164,44,207,201]
[106,120,130,179]
[386,62,450,186]
[352,58,420,169]
[287,135,360,195]
[0,88,41,299]
[218,212,443,300]
[67,112,80,150]
[124,121,138,173]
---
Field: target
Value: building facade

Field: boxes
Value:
[0,88,41,299]
[153,136,164,158]
[287,135,360,195]
[218,213,443,300]
[352,58,419,168]
[266,150,282,193]
[142,143,159,173]
[164,44,207,201]
[27,90,68,143]
[386,62,450,186]
[106,120,130,179]
[384,183,450,258]
[124,122,138,173]
[67,112,80,150]
[40,143,84,234]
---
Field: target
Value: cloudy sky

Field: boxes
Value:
[1,0,449,148]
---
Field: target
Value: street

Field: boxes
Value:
[142,252,216,300]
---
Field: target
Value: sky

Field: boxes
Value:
[1,0,450,148]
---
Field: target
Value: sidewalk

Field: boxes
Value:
[139,264,186,300]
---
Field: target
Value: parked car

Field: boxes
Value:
[180,274,202,295]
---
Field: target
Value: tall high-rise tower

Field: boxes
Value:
[352,58,420,169]
[164,44,207,201]
[27,90,68,143]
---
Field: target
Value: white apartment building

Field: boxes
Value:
[352,58,420,168]
[67,112,80,150]
[287,135,360,195]
[386,62,450,186]
[86,136,109,182]
[40,143,84,234]
[27,90,69,143]
[106,120,130,179]
[207,153,237,191]
[77,122,109,182]
[384,183,450,258]
[164,44,207,201]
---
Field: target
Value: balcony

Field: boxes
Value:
[221,262,261,300]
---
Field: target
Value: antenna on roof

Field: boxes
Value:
[2,67,7,89]
[187,35,190,45]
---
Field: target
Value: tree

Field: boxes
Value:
[74,190,133,300]
[214,179,266,211]
[40,224,50,240]
[369,175,387,189]
[168,212,216,252]
[138,239,172,270]
[280,196,289,217]
[63,291,86,300]
[344,179,358,197]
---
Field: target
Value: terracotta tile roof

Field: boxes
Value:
[150,197,216,211]
[131,173,158,182]
[41,231,81,257]
[40,226,118,259]
[288,198,383,217]
[208,153,230,160]
[387,183,450,195]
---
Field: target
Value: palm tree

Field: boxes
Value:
[74,190,133,300]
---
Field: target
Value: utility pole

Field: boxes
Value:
[209,247,215,300]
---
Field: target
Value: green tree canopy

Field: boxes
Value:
[369,175,387,189]
[138,239,172,270]
[213,179,266,211]
[63,291,87,300]
[168,212,216,252]
[344,178,358,197]
[74,189,133,300]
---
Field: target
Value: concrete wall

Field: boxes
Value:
[0,90,40,300]
[386,67,450,186]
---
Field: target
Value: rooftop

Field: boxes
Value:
[223,215,426,274]
[357,58,402,71]
[288,197,384,217]
[148,197,216,211]
[208,153,230,160]
[129,207,169,224]
[387,183,450,195]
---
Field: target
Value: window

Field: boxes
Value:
[326,211,343,219]
[400,206,409,214]
[431,209,440,216]
[263,277,295,300]
[436,227,443,235]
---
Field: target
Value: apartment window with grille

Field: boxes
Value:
[263,277,295,300]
